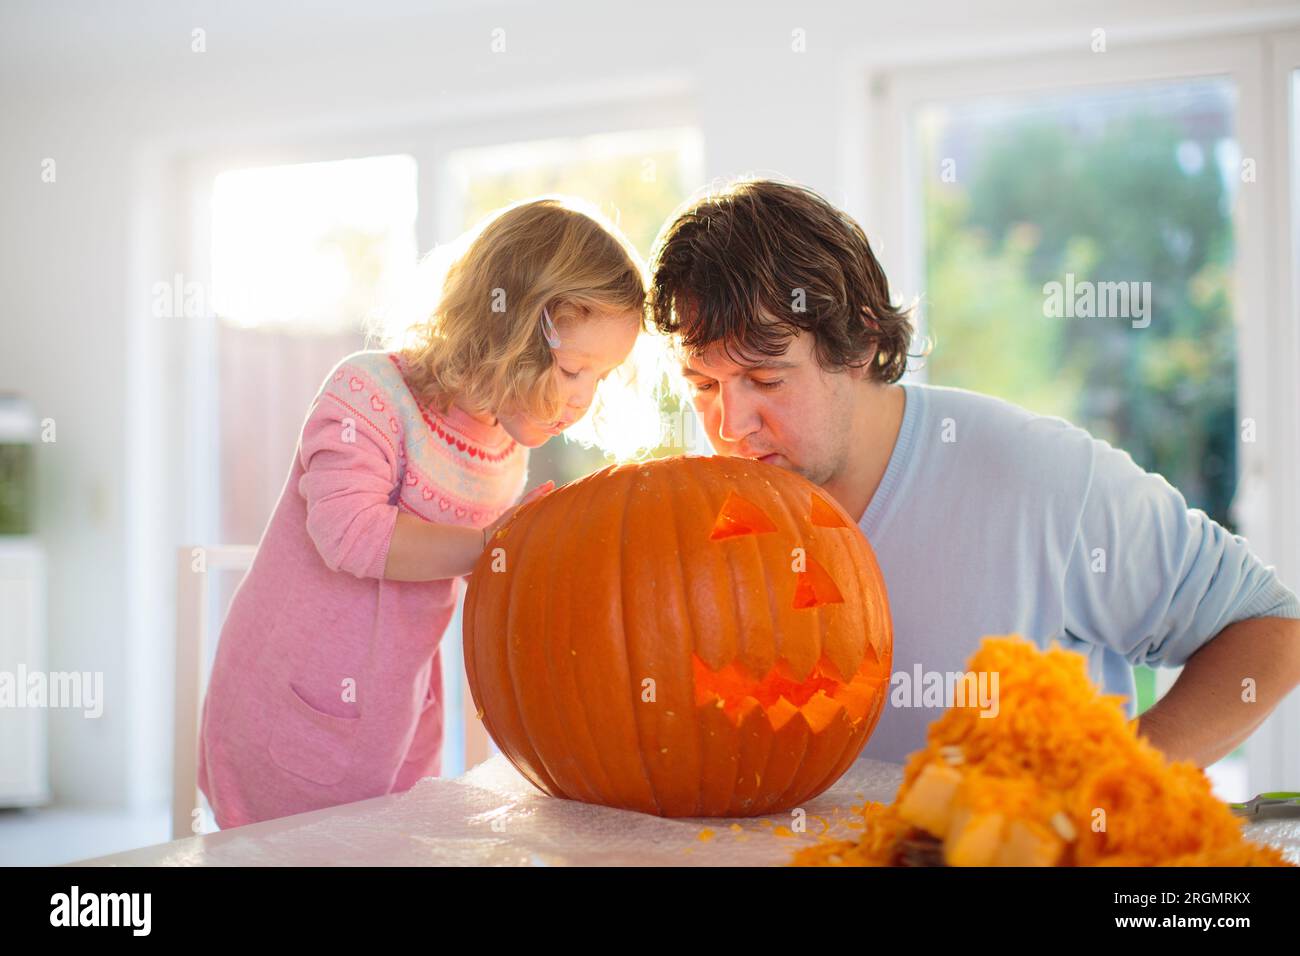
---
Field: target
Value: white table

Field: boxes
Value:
[72,756,1300,866]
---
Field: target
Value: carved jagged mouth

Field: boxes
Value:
[692,648,889,732]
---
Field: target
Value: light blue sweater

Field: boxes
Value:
[857,382,1300,764]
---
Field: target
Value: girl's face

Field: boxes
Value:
[498,308,642,448]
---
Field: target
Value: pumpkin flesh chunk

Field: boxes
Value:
[994,819,1065,867]
[897,763,962,837]
[945,808,1005,867]
[897,764,1067,866]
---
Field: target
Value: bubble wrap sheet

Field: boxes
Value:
[85,756,904,866]
[82,755,1300,866]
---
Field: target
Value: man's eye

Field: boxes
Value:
[692,381,715,393]
[754,379,783,391]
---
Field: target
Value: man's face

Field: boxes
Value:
[680,330,858,487]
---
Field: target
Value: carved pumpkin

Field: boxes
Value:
[462,454,893,817]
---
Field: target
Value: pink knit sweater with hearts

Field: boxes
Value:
[197,350,528,829]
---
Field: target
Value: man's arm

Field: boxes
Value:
[1060,433,1300,768]
[1135,616,1300,767]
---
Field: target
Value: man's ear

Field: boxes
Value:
[853,306,881,381]
[846,356,875,383]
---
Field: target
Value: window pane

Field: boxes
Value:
[209,155,419,545]
[212,154,418,333]
[447,128,703,262]
[917,80,1238,529]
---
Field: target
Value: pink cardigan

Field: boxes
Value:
[197,350,528,828]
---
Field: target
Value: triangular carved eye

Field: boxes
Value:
[709,491,778,540]
[793,555,844,609]
[810,493,849,528]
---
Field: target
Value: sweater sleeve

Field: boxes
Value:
[296,368,402,580]
[1062,437,1300,669]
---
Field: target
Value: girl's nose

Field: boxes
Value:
[568,385,594,410]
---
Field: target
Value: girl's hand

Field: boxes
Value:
[386,481,557,581]
[481,480,556,549]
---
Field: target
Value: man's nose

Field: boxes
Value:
[716,382,760,445]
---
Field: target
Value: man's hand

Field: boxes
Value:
[1135,616,1300,766]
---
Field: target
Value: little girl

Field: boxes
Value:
[197,197,652,828]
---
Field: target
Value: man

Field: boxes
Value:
[648,177,1300,766]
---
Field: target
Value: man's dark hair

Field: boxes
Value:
[648,178,915,383]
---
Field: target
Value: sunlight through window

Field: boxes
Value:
[211,154,418,332]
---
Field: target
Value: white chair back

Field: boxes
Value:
[172,545,256,839]
[173,545,493,839]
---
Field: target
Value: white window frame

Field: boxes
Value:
[862,32,1300,792]
[130,76,701,786]
[1262,30,1300,792]
[176,76,697,536]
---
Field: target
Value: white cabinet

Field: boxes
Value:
[0,538,48,806]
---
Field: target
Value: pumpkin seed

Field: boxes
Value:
[1050,811,1077,842]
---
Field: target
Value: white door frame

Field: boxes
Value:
[1258,30,1300,792]
[862,31,1300,791]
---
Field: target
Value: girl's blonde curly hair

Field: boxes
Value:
[387,197,658,454]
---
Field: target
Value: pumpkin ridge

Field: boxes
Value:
[521,474,612,804]
[684,459,740,814]
[566,467,633,807]
[798,658,890,802]
[644,464,697,815]
[593,463,663,811]
[613,464,667,816]
[697,463,780,814]
[784,704,847,808]
[742,469,790,813]
[503,475,573,799]
[754,709,815,814]
[485,481,559,796]
[765,474,820,682]
[687,462,748,814]
[733,463,790,816]
[786,707,858,807]
[851,525,892,666]
[683,462,737,673]
[736,489,780,702]
[812,490,873,681]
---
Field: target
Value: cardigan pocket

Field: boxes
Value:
[267,681,361,786]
